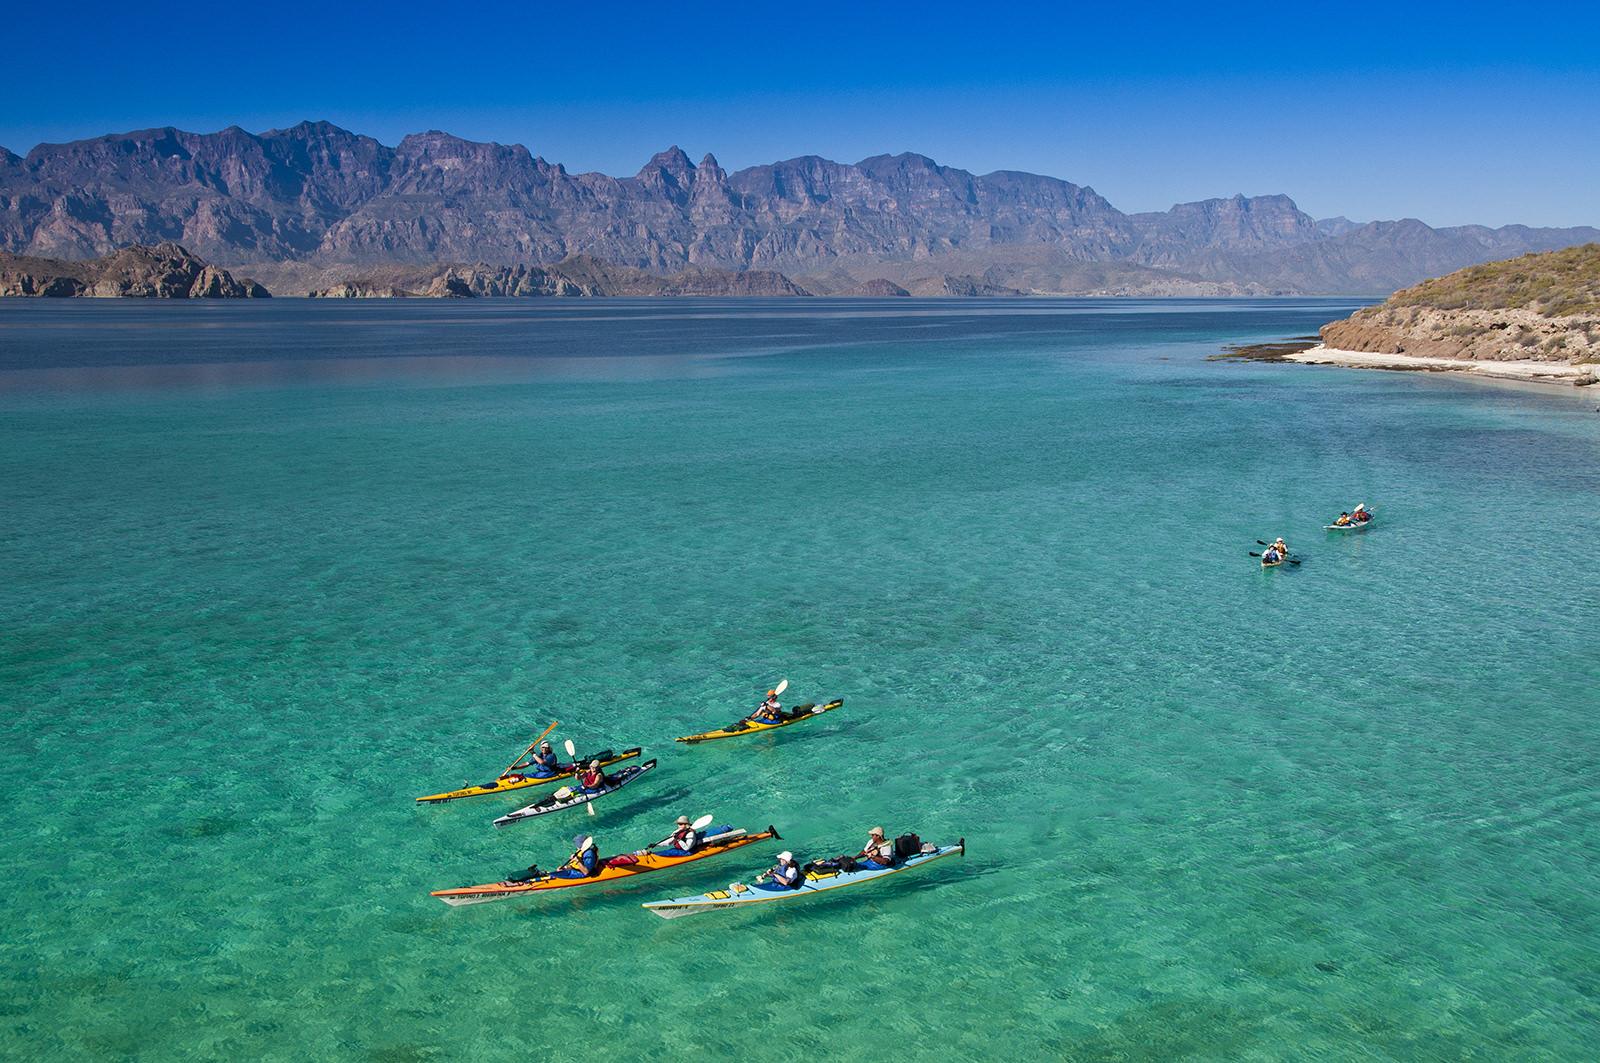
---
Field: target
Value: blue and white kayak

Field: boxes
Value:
[641,839,964,918]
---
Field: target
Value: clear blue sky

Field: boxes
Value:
[6,2,1597,229]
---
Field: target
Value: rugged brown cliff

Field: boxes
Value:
[0,242,269,297]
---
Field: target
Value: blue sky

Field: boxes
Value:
[6,2,1597,229]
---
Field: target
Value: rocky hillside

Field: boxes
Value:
[0,242,268,297]
[1318,244,1600,362]
[3,122,1597,297]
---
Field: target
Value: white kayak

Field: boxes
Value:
[492,760,656,827]
[642,839,964,918]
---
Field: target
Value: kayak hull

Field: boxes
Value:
[492,760,657,827]
[431,826,780,905]
[416,747,642,803]
[1325,519,1373,531]
[676,700,843,744]
[643,840,965,918]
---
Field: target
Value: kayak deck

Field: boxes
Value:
[431,826,780,905]
[643,839,964,918]
[675,699,843,744]
[416,746,642,803]
[492,760,657,827]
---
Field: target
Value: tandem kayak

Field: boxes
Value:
[643,839,965,918]
[492,760,658,828]
[430,825,781,906]
[675,699,843,744]
[416,747,642,803]
[1325,516,1373,531]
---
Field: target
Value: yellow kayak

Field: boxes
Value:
[415,747,641,803]
[675,700,842,744]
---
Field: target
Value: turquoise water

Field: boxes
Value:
[2,299,1597,1062]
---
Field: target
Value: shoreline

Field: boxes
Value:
[1288,345,1598,389]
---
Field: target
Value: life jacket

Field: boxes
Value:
[579,769,605,791]
[667,827,698,852]
[565,847,599,877]
[772,862,800,888]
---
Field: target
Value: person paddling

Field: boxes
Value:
[760,851,802,889]
[551,834,600,879]
[751,689,782,723]
[576,759,609,794]
[857,827,895,869]
[529,740,560,777]
[656,815,702,856]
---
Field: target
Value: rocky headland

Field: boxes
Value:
[0,242,268,298]
[1302,244,1600,386]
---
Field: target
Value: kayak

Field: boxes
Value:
[643,839,965,918]
[415,746,642,803]
[675,699,843,744]
[430,825,781,906]
[1261,554,1285,568]
[492,760,657,828]
[1325,517,1373,531]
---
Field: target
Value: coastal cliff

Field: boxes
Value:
[1306,244,1600,385]
[0,243,269,297]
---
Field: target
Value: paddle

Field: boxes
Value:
[647,813,715,850]
[563,740,595,815]
[500,720,559,778]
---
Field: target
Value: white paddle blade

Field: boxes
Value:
[564,739,577,757]
[774,679,788,696]
[692,813,715,830]
[587,802,595,816]
[1355,503,1365,512]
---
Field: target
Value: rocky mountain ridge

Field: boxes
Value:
[3,122,1597,297]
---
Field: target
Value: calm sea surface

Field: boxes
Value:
[2,299,1597,1062]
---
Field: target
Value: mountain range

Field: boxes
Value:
[3,121,1596,297]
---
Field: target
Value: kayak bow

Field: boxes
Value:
[431,825,781,906]
[675,699,843,744]
[492,760,658,827]
[643,839,965,918]
[416,747,642,803]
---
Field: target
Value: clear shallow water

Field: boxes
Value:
[2,299,1597,1062]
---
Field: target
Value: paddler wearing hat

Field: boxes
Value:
[655,814,702,857]
[552,834,600,878]
[760,851,802,890]
[576,759,610,794]
[856,827,894,869]
[752,688,783,723]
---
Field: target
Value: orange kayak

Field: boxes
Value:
[430,825,781,905]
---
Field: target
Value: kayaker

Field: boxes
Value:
[1335,512,1352,526]
[576,759,609,793]
[761,851,802,889]
[657,815,701,856]
[751,689,782,723]
[529,741,560,777]
[552,834,600,878]
[857,827,895,869]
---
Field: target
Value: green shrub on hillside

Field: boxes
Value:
[1386,243,1600,317]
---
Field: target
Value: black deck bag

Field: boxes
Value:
[894,833,921,860]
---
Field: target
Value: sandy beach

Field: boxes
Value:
[1289,345,1598,387]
